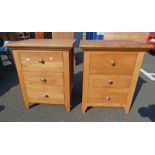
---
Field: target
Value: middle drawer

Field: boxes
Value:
[23,71,63,86]
[89,74,132,88]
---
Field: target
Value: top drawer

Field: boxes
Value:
[19,51,63,72]
[89,52,137,75]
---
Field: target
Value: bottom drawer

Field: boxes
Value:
[26,84,64,104]
[87,88,128,107]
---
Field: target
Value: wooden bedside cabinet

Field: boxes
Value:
[80,40,152,114]
[7,39,75,111]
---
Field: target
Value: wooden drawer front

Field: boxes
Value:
[23,71,63,87]
[88,88,128,106]
[26,84,64,104]
[89,74,132,88]
[89,52,137,75]
[20,51,63,72]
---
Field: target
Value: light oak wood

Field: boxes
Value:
[7,39,74,111]
[82,52,90,113]
[124,52,145,113]
[13,51,30,109]
[26,84,64,104]
[24,71,63,86]
[63,52,71,111]
[88,88,129,106]
[89,74,132,88]
[80,40,151,50]
[80,40,152,113]
[20,51,63,62]
[90,52,137,74]
[20,51,63,72]
[6,39,75,50]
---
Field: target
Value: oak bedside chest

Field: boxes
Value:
[7,39,75,111]
[80,40,152,114]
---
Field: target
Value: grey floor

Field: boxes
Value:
[0,48,155,122]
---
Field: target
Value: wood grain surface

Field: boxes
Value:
[80,40,152,50]
[89,52,137,74]
[6,39,75,50]
[10,40,74,111]
[81,39,151,113]
[89,74,132,88]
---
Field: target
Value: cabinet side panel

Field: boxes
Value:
[82,52,91,112]
[63,51,71,111]
[124,52,145,113]
[13,50,30,109]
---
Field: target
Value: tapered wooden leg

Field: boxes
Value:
[24,101,30,110]
[65,104,70,112]
[82,104,87,113]
[124,106,130,114]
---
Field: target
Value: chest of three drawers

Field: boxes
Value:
[7,39,74,111]
[80,40,151,113]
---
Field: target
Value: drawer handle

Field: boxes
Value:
[40,78,47,83]
[111,60,116,66]
[108,80,113,85]
[105,96,110,101]
[38,59,45,64]
[43,94,49,98]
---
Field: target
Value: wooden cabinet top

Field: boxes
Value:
[6,39,75,50]
[80,40,152,51]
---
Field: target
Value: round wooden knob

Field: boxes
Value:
[111,60,116,66]
[108,80,113,85]
[40,78,47,83]
[43,94,49,98]
[38,59,45,64]
[105,96,110,101]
